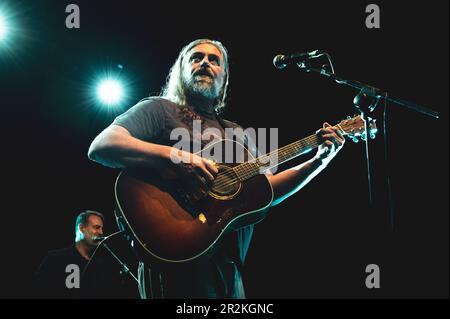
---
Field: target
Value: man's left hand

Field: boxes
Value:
[315,122,345,163]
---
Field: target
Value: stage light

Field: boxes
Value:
[96,79,124,106]
[0,14,7,41]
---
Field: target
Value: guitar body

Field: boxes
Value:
[114,139,273,266]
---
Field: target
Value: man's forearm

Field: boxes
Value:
[267,157,327,206]
[88,129,172,169]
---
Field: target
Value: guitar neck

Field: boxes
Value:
[234,134,321,181]
[231,114,374,181]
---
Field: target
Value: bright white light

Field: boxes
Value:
[96,79,124,106]
[0,14,7,41]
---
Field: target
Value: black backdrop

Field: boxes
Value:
[0,0,448,298]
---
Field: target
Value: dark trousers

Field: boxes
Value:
[140,255,245,299]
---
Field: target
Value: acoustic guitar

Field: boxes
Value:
[114,115,376,265]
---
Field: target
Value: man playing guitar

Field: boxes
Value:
[88,39,346,298]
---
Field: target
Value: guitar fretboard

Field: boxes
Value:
[234,134,320,181]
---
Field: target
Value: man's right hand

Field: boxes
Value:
[169,149,219,200]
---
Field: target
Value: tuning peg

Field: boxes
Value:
[360,134,367,141]
[351,137,359,143]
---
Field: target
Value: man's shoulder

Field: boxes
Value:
[37,246,79,270]
[135,96,179,110]
[218,117,242,129]
[46,246,76,259]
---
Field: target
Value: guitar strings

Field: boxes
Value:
[213,134,320,188]
[212,134,320,190]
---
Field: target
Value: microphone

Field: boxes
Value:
[92,230,125,242]
[273,50,323,69]
[92,236,106,242]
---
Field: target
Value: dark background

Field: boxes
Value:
[0,0,448,298]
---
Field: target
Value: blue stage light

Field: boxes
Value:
[96,79,124,106]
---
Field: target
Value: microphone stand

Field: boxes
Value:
[102,242,138,283]
[351,87,380,207]
[85,231,138,283]
[297,59,439,118]
[296,56,439,227]
[97,230,139,282]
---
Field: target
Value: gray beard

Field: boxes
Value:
[183,75,220,101]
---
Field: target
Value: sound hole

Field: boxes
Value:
[210,165,241,199]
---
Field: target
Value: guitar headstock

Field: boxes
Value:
[336,114,378,143]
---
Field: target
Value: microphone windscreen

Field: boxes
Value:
[273,55,286,69]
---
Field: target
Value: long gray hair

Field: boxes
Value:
[160,39,230,114]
